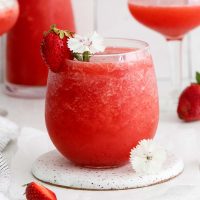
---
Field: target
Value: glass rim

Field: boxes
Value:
[128,0,200,6]
[75,38,150,58]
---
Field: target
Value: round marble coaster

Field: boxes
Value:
[32,150,184,190]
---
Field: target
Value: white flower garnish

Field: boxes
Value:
[68,32,105,55]
[130,139,167,174]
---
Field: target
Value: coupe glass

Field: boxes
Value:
[45,38,159,168]
[128,0,200,103]
[0,0,19,116]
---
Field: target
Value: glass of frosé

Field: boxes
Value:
[45,38,159,168]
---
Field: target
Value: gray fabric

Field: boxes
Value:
[0,137,10,152]
[0,153,10,193]
[0,117,19,199]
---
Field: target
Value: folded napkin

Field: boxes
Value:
[0,116,19,152]
[0,116,19,199]
[0,153,10,199]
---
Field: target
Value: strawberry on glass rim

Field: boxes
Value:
[41,24,74,72]
[41,24,105,72]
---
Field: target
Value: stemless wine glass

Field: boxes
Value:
[0,0,19,116]
[45,38,159,168]
[128,0,200,101]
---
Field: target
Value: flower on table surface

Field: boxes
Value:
[130,139,167,174]
[67,32,105,61]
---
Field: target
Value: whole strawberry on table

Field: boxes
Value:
[177,72,200,122]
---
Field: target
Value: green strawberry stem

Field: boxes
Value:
[45,24,73,39]
[45,24,92,62]
[196,71,200,84]
[83,51,91,62]
[73,53,83,61]
[73,51,92,62]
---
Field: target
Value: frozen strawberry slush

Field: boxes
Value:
[45,47,159,167]
[129,2,200,39]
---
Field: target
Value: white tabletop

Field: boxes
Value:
[1,85,200,200]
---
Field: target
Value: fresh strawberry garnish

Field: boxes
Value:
[25,182,57,200]
[177,72,200,122]
[41,24,74,72]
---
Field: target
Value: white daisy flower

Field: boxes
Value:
[67,32,105,54]
[130,139,167,174]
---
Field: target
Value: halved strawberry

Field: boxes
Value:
[41,24,73,72]
[25,182,57,200]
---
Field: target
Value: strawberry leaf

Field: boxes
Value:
[83,51,91,62]
[50,24,57,29]
[51,24,59,35]
[64,30,74,38]
[196,71,200,84]
[59,31,65,39]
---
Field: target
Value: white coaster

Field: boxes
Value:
[32,150,184,190]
